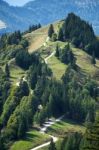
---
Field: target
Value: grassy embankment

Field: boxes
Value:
[10,130,50,150]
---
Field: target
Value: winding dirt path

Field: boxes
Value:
[31,116,64,150]
[44,51,55,64]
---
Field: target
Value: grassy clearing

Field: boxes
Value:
[47,118,86,138]
[10,130,50,150]
[40,41,66,58]
[42,40,99,81]
[10,66,25,85]
[40,41,67,80]
[47,41,66,48]
[25,21,63,53]
[1,58,26,85]
[48,55,67,80]
[9,59,26,85]
[72,47,99,80]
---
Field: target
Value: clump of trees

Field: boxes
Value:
[28,56,52,89]
[32,65,97,125]
[63,13,95,46]
[0,81,29,128]
[55,43,76,68]
[0,94,38,149]
[80,113,99,150]
[61,132,82,150]
[55,13,99,59]
[24,23,41,34]
[15,51,45,70]
[0,30,29,65]
[47,13,99,59]
[0,31,22,49]
[7,31,22,45]
[15,50,32,70]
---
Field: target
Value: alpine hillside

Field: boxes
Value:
[0,8,99,150]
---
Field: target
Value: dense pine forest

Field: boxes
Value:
[0,13,99,150]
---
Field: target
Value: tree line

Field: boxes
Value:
[24,23,41,34]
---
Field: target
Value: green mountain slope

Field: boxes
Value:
[25,21,99,81]
[0,13,99,150]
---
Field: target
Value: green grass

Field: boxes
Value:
[1,59,26,85]
[8,59,26,85]
[26,19,99,81]
[25,20,63,53]
[72,47,99,81]
[40,41,66,58]
[10,130,50,150]
[39,41,67,80]
[47,118,86,138]
[48,55,67,80]
[10,66,25,85]
[10,119,85,150]
[43,40,99,81]
[41,39,99,81]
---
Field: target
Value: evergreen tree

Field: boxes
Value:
[29,65,38,90]
[0,137,5,150]
[69,50,76,69]
[34,76,47,98]
[48,94,54,116]
[85,108,95,127]
[55,44,60,58]
[49,138,56,150]
[80,114,99,150]
[91,51,96,65]
[58,27,64,41]
[62,133,82,150]
[17,119,26,138]
[20,81,29,96]
[48,24,54,38]
[60,44,70,64]
[38,23,41,28]
[30,71,37,90]
[5,63,10,78]
[37,108,47,125]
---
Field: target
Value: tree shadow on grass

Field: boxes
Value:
[62,117,84,127]
[95,65,99,69]
[10,76,17,79]
[23,132,40,142]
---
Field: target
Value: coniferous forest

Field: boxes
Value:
[0,12,99,150]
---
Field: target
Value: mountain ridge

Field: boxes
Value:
[0,0,99,34]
